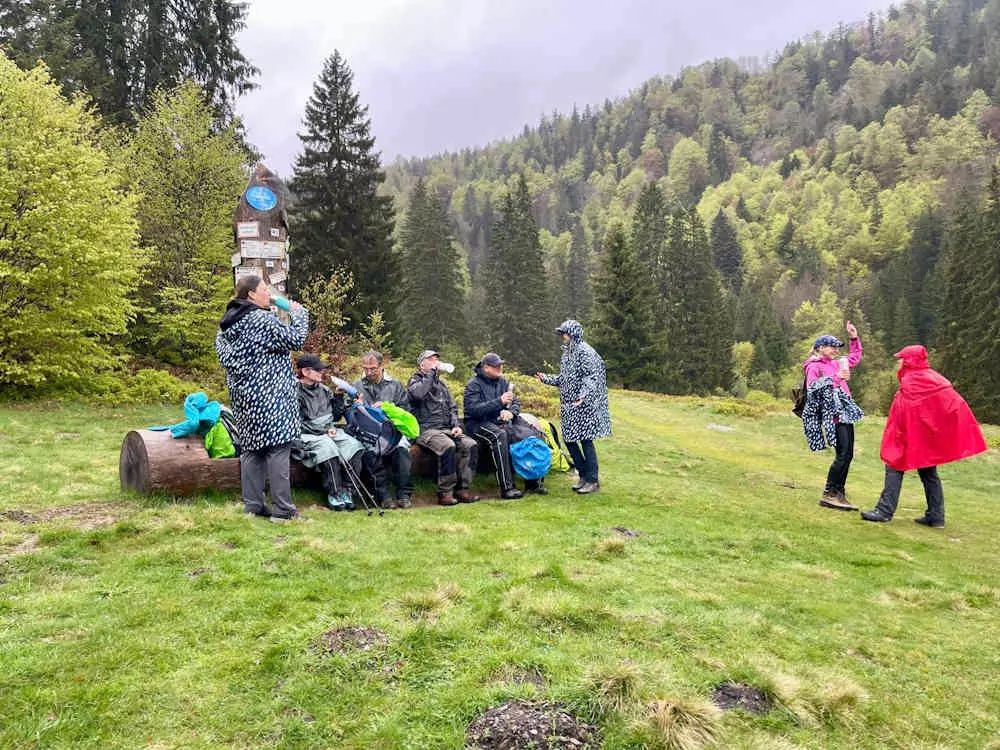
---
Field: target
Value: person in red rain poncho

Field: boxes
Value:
[861,345,987,528]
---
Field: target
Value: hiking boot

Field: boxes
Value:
[397,495,413,509]
[380,498,398,510]
[327,494,345,512]
[244,508,270,519]
[270,513,307,523]
[456,491,480,503]
[914,516,945,528]
[437,494,458,506]
[526,485,549,495]
[861,509,892,523]
[576,482,600,494]
[339,491,356,512]
[501,488,523,500]
[571,481,585,492]
[819,490,857,511]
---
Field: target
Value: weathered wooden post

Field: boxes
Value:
[232,164,290,293]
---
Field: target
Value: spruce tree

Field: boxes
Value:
[398,178,466,348]
[0,0,257,125]
[565,217,592,323]
[631,182,669,315]
[480,175,550,371]
[939,176,1000,422]
[589,223,662,390]
[662,209,733,394]
[710,209,743,293]
[289,51,396,333]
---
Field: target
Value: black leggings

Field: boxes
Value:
[825,422,854,494]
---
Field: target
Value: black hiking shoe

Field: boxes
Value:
[861,509,892,523]
[914,516,945,528]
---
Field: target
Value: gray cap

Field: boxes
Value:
[417,349,439,365]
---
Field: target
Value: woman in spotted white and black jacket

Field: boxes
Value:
[216,275,308,521]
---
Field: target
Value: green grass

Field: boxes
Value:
[1,395,999,749]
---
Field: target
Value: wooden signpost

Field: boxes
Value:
[232,164,290,294]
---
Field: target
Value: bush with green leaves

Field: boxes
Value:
[0,57,143,393]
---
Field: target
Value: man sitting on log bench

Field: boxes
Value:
[352,350,414,510]
[407,350,480,507]
[294,354,365,512]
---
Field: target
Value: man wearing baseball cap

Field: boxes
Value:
[464,352,546,499]
[407,350,479,506]
[294,353,365,511]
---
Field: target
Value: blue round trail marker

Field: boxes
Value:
[245,186,277,211]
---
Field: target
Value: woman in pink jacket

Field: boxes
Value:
[803,321,862,511]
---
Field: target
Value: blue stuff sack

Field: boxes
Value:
[509,436,552,480]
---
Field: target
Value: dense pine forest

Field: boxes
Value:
[384,0,1000,420]
[1,0,998,423]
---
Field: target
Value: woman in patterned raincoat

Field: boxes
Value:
[536,319,611,494]
[216,275,308,521]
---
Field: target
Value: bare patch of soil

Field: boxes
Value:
[465,700,598,749]
[0,534,40,561]
[316,626,388,655]
[711,682,772,715]
[608,527,643,538]
[0,503,127,530]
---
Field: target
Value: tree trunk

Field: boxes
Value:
[119,429,314,496]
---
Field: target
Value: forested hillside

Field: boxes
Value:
[385,0,1000,420]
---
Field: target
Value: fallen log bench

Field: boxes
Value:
[119,429,316,496]
[119,430,495,497]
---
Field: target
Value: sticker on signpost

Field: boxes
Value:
[237,221,259,238]
[245,186,278,212]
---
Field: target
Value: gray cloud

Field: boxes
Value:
[237,0,890,176]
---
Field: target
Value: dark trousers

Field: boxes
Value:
[366,444,414,501]
[566,439,598,484]
[318,452,363,498]
[240,442,295,518]
[472,423,517,492]
[874,465,945,522]
[824,423,854,494]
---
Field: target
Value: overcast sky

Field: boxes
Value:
[236,0,890,177]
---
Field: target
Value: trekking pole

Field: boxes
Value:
[339,454,382,517]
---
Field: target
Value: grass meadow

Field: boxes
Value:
[1,393,999,749]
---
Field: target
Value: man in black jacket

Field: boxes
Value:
[407,350,479,506]
[464,353,547,498]
[352,350,414,509]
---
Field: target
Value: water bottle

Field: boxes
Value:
[838,356,850,380]
[438,361,455,374]
[272,296,291,312]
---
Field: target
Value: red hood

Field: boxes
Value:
[895,345,929,379]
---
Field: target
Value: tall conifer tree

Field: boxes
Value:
[939,176,1000,422]
[710,209,743,293]
[480,175,550,370]
[662,209,733,394]
[289,51,396,332]
[565,217,592,323]
[589,223,662,390]
[631,182,669,315]
[398,178,466,348]
[0,0,257,124]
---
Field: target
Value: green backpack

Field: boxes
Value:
[204,420,236,459]
[380,401,420,439]
[540,418,574,473]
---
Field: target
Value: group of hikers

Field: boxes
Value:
[799,322,986,528]
[214,275,611,521]
[215,274,987,528]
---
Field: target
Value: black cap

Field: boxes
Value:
[482,352,504,367]
[297,353,328,370]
